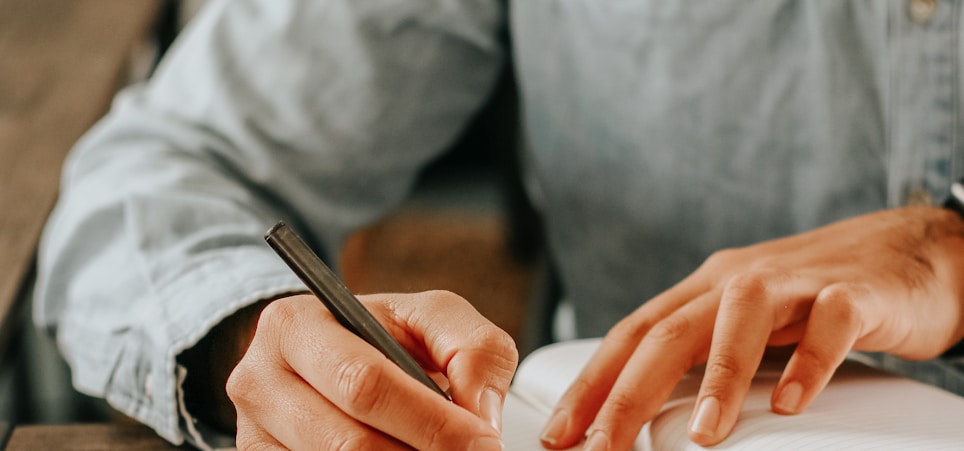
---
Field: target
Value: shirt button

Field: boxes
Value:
[909,0,938,24]
[905,187,934,206]
[145,373,153,401]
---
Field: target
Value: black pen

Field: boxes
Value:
[264,220,451,400]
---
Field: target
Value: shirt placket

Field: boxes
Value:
[888,0,961,207]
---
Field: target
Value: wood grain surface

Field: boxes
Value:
[0,0,160,353]
[5,423,185,450]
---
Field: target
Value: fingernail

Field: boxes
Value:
[584,429,610,451]
[690,396,721,438]
[480,388,503,433]
[539,409,569,445]
[774,381,803,414]
[468,436,503,451]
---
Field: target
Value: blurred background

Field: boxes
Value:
[0,0,547,432]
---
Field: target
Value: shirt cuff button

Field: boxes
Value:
[909,0,938,24]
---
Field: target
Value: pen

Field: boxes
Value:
[264,220,451,400]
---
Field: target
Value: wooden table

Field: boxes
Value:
[0,0,161,352]
[3,423,186,450]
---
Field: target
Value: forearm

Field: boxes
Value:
[34,149,307,443]
[35,0,505,445]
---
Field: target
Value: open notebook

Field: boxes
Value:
[501,338,964,450]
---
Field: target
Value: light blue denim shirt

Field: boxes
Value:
[33,0,964,446]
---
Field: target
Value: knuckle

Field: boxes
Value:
[607,317,652,344]
[701,248,739,271]
[327,432,371,451]
[476,325,519,367]
[603,391,642,419]
[564,377,597,401]
[225,362,258,408]
[722,272,770,305]
[817,283,859,307]
[334,356,387,418]
[646,316,692,345]
[704,353,745,387]
[793,344,838,374]
[258,298,318,364]
[421,289,464,306]
[420,412,454,451]
[815,284,865,328]
[258,298,304,332]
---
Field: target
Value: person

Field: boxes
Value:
[34,0,964,449]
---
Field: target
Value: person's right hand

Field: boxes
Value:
[226,290,518,450]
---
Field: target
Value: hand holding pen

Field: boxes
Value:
[226,221,517,450]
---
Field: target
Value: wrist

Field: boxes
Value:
[941,179,964,357]
[177,295,287,432]
[943,179,964,222]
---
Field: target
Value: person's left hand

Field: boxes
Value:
[540,206,964,450]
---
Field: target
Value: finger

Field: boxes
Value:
[767,321,807,347]
[540,275,714,448]
[235,415,287,451]
[230,356,406,451]
[771,282,865,415]
[689,271,821,446]
[376,290,519,432]
[263,295,503,450]
[579,292,721,451]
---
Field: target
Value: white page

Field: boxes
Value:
[650,363,964,450]
[511,339,601,410]
[502,393,585,451]
[501,340,597,450]
[502,339,964,451]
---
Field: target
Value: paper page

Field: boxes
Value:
[503,339,964,451]
[510,339,602,410]
[502,392,585,451]
[649,362,964,450]
[501,339,599,451]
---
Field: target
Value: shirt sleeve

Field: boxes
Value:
[32,0,506,446]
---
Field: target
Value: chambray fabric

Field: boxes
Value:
[33,0,964,446]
